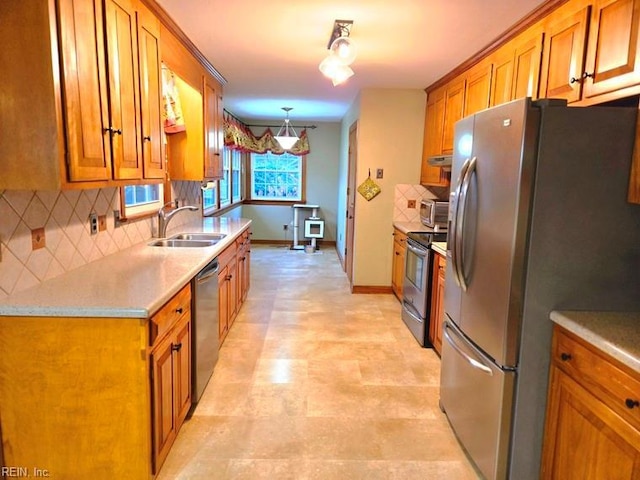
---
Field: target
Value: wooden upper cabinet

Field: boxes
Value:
[583,0,640,98]
[105,0,143,180]
[421,86,449,186]
[539,6,591,103]
[512,31,544,100]
[490,46,516,107]
[58,0,113,183]
[137,2,165,179]
[204,77,224,180]
[464,62,493,116]
[442,77,466,154]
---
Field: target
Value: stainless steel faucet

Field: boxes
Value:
[158,200,199,238]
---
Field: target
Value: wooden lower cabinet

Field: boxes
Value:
[218,228,251,344]
[542,326,640,478]
[150,309,191,473]
[428,252,446,355]
[391,228,407,300]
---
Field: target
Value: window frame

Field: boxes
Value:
[245,151,306,205]
[120,183,166,219]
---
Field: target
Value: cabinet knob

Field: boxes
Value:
[171,343,182,352]
[104,127,122,136]
[176,307,183,314]
[625,398,640,409]
[582,72,594,79]
[143,135,151,142]
[569,76,581,84]
[560,352,572,361]
[226,274,233,281]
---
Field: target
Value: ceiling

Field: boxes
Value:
[155,0,548,123]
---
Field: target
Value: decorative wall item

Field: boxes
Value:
[357,170,381,201]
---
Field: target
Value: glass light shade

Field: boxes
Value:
[330,64,354,86]
[329,36,356,65]
[318,54,343,78]
[274,119,299,150]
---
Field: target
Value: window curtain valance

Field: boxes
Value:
[223,112,310,156]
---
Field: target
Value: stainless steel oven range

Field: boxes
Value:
[401,230,447,346]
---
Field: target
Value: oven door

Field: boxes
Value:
[402,239,431,318]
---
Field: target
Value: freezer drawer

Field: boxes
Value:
[440,319,516,480]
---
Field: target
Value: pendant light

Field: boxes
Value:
[274,107,299,150]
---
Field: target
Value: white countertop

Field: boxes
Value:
[551,310,640,374]
[0,217,251,319]
[393,221,431,234]
[432,242,447,256]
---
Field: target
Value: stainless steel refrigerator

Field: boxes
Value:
[440,97,640,480]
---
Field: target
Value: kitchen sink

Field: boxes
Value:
[148,239,218,248]
[169,233,227,241]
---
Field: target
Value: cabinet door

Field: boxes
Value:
[542,366,640,478]
[105,0,143,180]
[442,78,465,154]
[57,0,112,182]
[173,313,191,430]
[512,32,544,100]
[539,7,590,103]
[490,47,515,107]
[429,253,446,355]
[151,332,176,472]
[228,254,238,326]
[464,63,492,117]
[137,2,165,179]
[392,241,405,299]
[218,266,230,342]
[421,87,449,186]
[583,0,640,98]
[204,78,224,179]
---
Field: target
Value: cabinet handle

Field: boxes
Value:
[143,135,151,142]
[625,398,640,409]
[582,72,594,79]
[176,307,183,314]
[171,343,182,352]
[226,274,233,281]
[104,127,122,136]
[560,352,572,361]
[569,76,581,84]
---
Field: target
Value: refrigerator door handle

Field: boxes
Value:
[443,321,493,376]
[456,156,477,292]
[451,158,471,288]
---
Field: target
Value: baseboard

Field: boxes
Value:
[351,285,394,294]
[251,239,337,248]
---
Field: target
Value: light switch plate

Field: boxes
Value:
[98,215,107,232]
[376,168,384,179]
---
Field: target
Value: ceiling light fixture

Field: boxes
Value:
[274,107,299,150]
[319,20,356,86]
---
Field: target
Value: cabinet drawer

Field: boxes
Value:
[393,229,407,247]
[218,241,237,267]
[150,283,191,346]
[553,327,640,429]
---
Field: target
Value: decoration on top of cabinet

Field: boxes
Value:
[223,111,310,156]
[357,169,381,201]
[161,64,186,134]
[319,20,356,86]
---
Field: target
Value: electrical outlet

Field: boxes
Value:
[283,224,289,231]
[31,227,46,250]
[89,212,98,235]
[376,168,384,179]
[98,215,107,232]
[407,199,417,208]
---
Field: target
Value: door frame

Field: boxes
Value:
[345,121,357,286]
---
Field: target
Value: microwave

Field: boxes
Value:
[420,199,449,229]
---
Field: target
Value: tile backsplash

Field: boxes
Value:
[393,184,438,222]
[0,181,202,298]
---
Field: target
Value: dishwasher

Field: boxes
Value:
[192,257,220,404]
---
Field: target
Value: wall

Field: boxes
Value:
[241,122,341,244]
[0,182,202,298]
[338,88,427,288]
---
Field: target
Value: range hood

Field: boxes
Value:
[427,155,452,169]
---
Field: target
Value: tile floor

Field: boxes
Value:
[157,245,479,479]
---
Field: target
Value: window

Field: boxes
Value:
[202,182,218,215]
[122,184,164,217]
[219,149,231,207]
[250,152,303,201]
[232,151,242,203]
